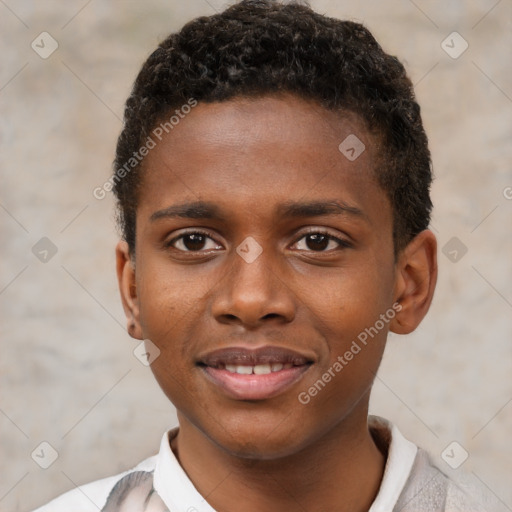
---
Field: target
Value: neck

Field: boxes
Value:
[170,407,386,512]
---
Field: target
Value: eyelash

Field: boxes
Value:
[166,229,221,252]
[296,228,352,251]
[165,228,352,253]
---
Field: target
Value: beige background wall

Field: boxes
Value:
[1,1,511,511]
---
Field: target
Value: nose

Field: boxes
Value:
[211,245,296,329]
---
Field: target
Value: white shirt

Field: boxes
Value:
[32,416,490,512]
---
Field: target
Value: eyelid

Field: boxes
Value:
[164,227,352,253]
[291,227,352,249]
[165,228,223,250]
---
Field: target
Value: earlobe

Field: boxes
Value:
[115,241,143,340]
[390,230,438,335]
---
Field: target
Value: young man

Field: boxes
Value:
[34,1,491,510]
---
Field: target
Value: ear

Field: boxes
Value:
[390,230,438,335]
[116,240,143,340]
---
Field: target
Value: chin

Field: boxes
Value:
[206,417,314,461]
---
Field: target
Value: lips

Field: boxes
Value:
[198,346,314,400]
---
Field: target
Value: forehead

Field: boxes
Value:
[137,94,389,225]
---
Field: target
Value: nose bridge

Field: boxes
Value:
[212,237,295,325]
[232,239,277,301]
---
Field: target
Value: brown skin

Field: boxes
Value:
[116,94,437,512]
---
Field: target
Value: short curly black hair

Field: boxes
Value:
[113,0,432,255]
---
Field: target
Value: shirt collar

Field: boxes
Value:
[368,415,418,512]
[153,428,217,512]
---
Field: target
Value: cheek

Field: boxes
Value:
[136,260,208,336]
[136,281,191,378]
[300,263,395,392]
[305,264,394,334]
[135,264,214,390]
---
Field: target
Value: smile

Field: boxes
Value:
[198,346,314,400]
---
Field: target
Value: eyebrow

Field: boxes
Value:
[149,199,366,222]
[150,201,225,222]
[276,200,366,220]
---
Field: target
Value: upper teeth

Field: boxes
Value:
[224,363,292,374]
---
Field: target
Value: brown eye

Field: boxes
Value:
[305,233,330,251]
[293,231,351,252]
[168,231,222,252]
[181,233,207,251]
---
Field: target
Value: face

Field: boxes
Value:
[117,94,436,459]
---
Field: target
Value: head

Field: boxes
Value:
[115,0,437,459]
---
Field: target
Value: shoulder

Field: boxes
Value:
[396,448,492,512]
[31,455,157,512]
